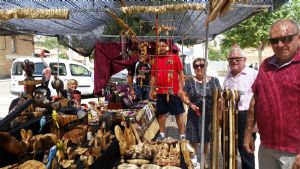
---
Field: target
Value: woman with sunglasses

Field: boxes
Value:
[180,57,221,167]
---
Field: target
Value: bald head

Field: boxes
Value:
[270,19,299,37]
[269,19,300,65]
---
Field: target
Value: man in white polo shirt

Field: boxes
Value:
[223,46,258,169]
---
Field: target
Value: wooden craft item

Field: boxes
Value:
[117,163,139,169]
[18,160,46,169]
[143,118,159,142]
[62,125,87,145]
[124,124,136,149]
[114,125,126,162]
[127,159,150,165]
[210,88,220,169]
[161,166,181,169]
[0,99,32,131]
[56,113,78,127]
[0,132,26,155]
[18,79,42,112]
[180,140,193,169]
[154,142,180,167]
[60,159,74,169]
[140,164,161,169]
[222,89,238,169]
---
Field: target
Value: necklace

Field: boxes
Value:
[193,76,211,96]
[194,78,204,96]
[193,76,204,83]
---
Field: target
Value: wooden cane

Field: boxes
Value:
[234,90,240,169]
[223,89,231,169]
[229,89,234,169]
[210,88,219,169]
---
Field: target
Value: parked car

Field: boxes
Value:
[10,57,94,96]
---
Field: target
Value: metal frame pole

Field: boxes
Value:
[200,18,209,169]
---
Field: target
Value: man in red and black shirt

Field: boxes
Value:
[150,39,185,141]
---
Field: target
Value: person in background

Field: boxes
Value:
[149,39,186,141]
[40,49,51,87]
[249,63,253,68]
[181,58,221,167]
[223,46,258,169]
[127,55,151,101]
[254,63,258,70]
[244,19,300,169]
[66,79,81,109]
[171,44,181,55]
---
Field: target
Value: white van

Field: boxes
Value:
[10,57,94,96]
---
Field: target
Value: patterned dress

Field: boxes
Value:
[183,76,221,143]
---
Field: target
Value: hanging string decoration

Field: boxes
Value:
[120,31,128,61]
[153,25,176,34]
[138,42,149,87]
[120,3,206,14]
[206,0,249,24]
[105,8,138,43]
[0,8,69,20]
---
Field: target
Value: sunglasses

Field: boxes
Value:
[228,57,245,62]
[268,33,298,45]
[193,64,205,69]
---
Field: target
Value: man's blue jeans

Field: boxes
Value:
[134,84,150,100]
[238,110,256,169]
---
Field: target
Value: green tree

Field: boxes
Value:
[220,0,299,65]
[35,36,62,49]
[35,36,68,59]
[59,53,68,59]
[208,44,228,61]
[103,14,154,41]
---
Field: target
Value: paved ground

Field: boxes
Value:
[165,115,260,169]
[0,79,15,119]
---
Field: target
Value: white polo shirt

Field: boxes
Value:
[223,67,258,111]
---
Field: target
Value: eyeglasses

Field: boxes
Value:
[268,33,298,45]
[228,57,245,62]
[193,64,205,69]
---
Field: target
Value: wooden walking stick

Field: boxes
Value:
[234,90,240,169]
[223,89,231,169]
[210,88,220,169]
[229,89,235,169]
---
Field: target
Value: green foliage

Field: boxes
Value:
[102,14,154,40]
[284,0,300,22]
[208,45,228,61]
[59,53,68,59]
[221,10,277,50]
[219,0,300,64]
[221,0,300,50]
[177,39,198,47]
[35,36,67,50]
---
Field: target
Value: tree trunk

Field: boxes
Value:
[258,48,263,66]
[257,43,265,66]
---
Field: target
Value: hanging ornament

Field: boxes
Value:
[120,33,126,61]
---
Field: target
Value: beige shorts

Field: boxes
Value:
[259,144,296,169]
